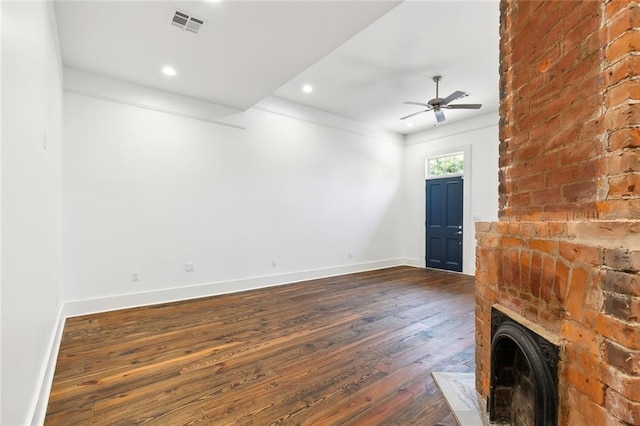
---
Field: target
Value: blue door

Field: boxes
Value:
[425,176,463,272]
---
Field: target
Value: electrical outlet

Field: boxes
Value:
[185,263,194,272]
[271,260,277,267]
[132,271,140,281]
[348,252,353,259]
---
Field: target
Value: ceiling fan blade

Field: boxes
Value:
[400,110,429,120]
[445,103,483,109]
[442,90,469,105]
[403,101,431,108]
[434,108,446,123]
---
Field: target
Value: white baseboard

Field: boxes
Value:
[402,257,425,268]
[30,306,66,426]
[64,259,412,318]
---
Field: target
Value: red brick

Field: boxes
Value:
[604,292,640,322]
[633,297,640,322]
[606,3,640,41]
[500,236,522,248]
[531,188,562,206]
[514,173,547,193]
[520,249,532,295]
[605,103,640,132]
[556,138,599,166]
[512,141,543,163]
[566,364,606,405]
[606,388,640,424]
[530,222,547,237]
[510,191,531,206]
[566,89,603,125]
[487,250,502,285]
[496,221,510,234]
[578,116,605,140]
[507,222,520,236]
[540,256,556,303]
[530,251,543,298]
[606,0,636,20]
[580,159,603,183]
[563,11,600,56]
[603,270,640,297]
[607,80,640,108]
[529,239,557,253]
[581,30,602,60]
[608,173,640,197]
[584,274,605,323]
[602,364,640,402]
[543,201,599,221]
[568,345,603,377]
[603,248,640,273]
[510,249,520,290]
[605,339,640,376]
[517,222,535,238]
[501,250,513,288]
[604,148,640,174]
[564,180,598,202]
[562,321,603,356]
[538,125,576,154]
[548,222,566,237]
[554,261,570,304]
[566,386,607,426]
[558,242,602,265]
[596,199,640,219]
[567,266,590,320]
[528,153,561,175]
[566,75,602,110]
[606,30,640,63]
[605,55,640,87]
[596,315,640,350]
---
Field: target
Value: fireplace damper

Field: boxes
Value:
[489,308,559,425]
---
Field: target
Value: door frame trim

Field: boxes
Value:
[423,144,472,273]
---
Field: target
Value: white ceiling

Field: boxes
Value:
[54,0,500,136]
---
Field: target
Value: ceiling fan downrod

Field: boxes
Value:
[433,75,441,99]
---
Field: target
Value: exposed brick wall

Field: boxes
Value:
[498,0,640,221]
[600,0,640,219]
[478,0,640,424]
[476,221,640,424]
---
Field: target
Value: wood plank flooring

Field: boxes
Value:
[46,266,476,425]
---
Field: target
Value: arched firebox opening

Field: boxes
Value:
[490,309,559,426]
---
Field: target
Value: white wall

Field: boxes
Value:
[401,113,499,274]
[62,85,405,312]
[1,1,64,424]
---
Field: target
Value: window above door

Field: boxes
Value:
[427,152,464,178]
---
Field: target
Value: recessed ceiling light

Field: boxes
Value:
[406,123,414,128]
[302,84,313,94]
[162,66,177,77]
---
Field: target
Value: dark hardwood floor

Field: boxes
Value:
[46,266,476,425]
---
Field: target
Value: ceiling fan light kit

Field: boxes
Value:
[401,75,482,123]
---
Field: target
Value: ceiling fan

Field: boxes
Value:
[400,75,482,123]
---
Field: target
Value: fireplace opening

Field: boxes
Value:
[489,309,559,425]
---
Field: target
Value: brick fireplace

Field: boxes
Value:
[475,1,639,424]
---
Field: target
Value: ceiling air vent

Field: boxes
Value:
[171,9,204,34]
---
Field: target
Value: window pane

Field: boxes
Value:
[428,154,463,176]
